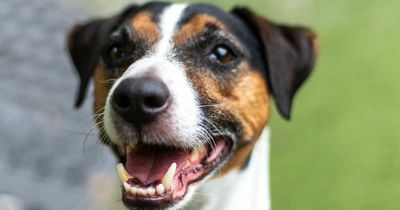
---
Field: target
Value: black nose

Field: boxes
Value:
[112,77,170,126]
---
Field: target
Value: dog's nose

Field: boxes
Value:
[112,77,170,125]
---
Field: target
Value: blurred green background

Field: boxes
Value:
[72,0,400,209]
[84,0,400,209]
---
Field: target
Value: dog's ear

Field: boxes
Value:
[67,6,138,107]
[232,8,318,120]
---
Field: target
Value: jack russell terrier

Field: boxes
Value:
[67,2,318,210]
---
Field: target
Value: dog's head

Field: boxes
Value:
[67,2,318,209]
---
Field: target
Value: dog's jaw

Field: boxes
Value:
[191,128,271,210]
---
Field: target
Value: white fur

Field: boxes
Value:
[155,4,187,56]
[103,4,202,148]
[183,127,271,210]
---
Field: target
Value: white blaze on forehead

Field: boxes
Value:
[154,3,188,57]
[107,4,189,94]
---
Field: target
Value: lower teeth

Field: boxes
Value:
[123,182,166,196]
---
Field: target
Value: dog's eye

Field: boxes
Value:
[210,45,237,64]
[107,44,125,61]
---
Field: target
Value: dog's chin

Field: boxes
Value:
[113,135,234,210]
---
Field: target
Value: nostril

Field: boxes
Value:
[143,94,168,109]
[140,78,170,111]
[114,94,130,111]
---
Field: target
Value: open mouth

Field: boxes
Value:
[115,136,233,209]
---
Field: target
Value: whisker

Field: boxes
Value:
[78,107,105,127]
[61,128,98,136]
[82,125,101,162]
[201,117,225,137]
[198,125,216,151]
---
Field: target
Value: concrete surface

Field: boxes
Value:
[0,0,120,209]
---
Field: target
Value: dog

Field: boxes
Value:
[67,2,318,210]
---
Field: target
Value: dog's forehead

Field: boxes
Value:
[124,3,253,48]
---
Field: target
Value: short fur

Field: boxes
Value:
[67,2,318,210]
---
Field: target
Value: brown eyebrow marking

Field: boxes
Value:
[173,13,226,44]
[130,11,160,44]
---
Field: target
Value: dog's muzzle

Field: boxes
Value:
[105,75,234,209]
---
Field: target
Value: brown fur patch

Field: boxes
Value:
[173,13,225,44]
[187,62,269,177]
[93,66,112,134]
[131,12,160,44]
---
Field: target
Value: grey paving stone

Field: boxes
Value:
[0,0,117,209]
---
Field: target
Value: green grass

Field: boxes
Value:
[88,0,400,209]
[182,1,400,209]
[225,0,400,209]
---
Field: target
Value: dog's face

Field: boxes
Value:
[67,2,317,210]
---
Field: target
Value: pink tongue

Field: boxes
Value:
[125,145,190,184]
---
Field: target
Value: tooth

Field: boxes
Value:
[190,149,200,162]
[123,182,131,192]
[116,163,133,183]
[138,188,147,196]
[184,160,190,168]
[156,184,165,195]
[147,187,156,196]
[190,146,205,162]
[161,162,176,191]
[130,186,138,195]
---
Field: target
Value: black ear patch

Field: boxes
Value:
[232,8,318,120]
[67,5,138,107]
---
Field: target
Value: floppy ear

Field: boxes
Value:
[67,6,138,107]
[232,8,319,120]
